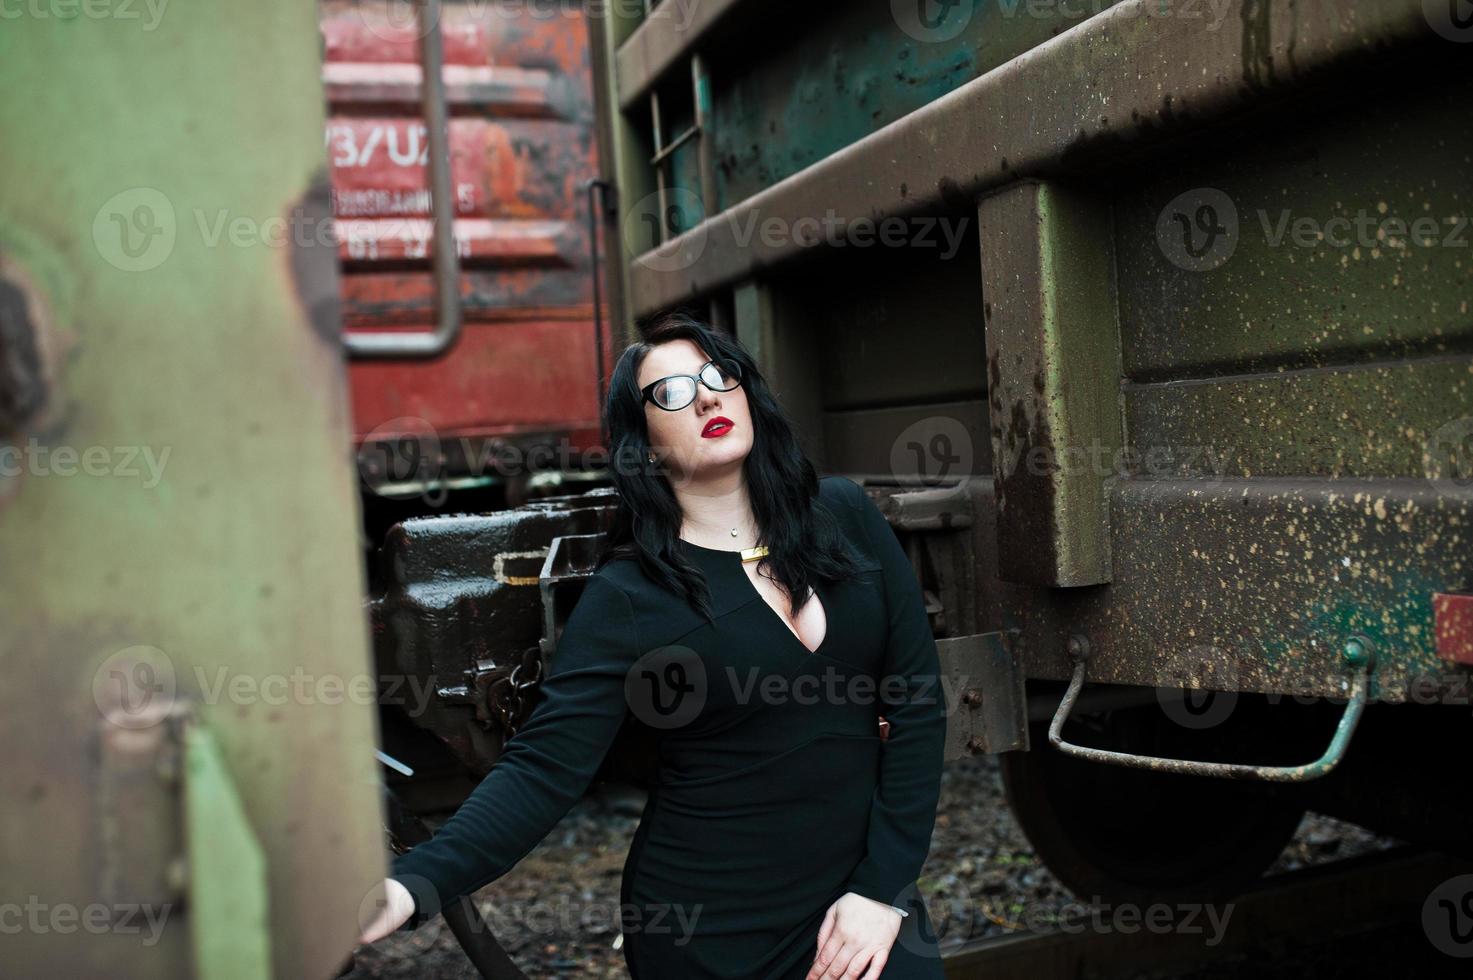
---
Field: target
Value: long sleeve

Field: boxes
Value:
[388,574,641,929]
[837,478,947,911]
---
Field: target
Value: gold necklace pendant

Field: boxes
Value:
[740,545,769,563]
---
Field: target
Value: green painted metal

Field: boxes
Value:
[706,0,1126,211]
[979,181,1124,587]
[184,718,272,980]
[0,2,385,977]
[609,0,1130,256]
[1005,477,1472,700]
[1115,82,1473,379]
[619,0,1445,317]
[593,0,1472,698]
[1125,357,1473,479]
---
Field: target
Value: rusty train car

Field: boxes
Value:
[376,0,1473,967]
[4,1,1472,978]
[601,0,1473,890]
[579,0,1473,902]
[323,0,615,537]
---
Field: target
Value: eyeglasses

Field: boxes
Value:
[640,358,744,412]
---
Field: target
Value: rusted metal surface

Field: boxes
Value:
[621,0,1444,316]
[590,0,1473,703]
[725,246,991,483]
[884,479,976,532]
[1007,478,1473,700]
[938,631,1029,758]
[1114,87,1471,381]
[370,491,615,774]
[321,0,611,458]
[1,3,384,976]
[0,261,48,434]
[927,473,1473,702]
[1434,591,1473,665]
[1123,357,1473,479]
[618,0,1130,218]
[614,0,748,111]
[94,693,188,921]
[288,171,349,350]
[341,0,463,359]
[979,181,1122,587]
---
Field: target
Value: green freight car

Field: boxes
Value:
[5,2,1471,977]
[588,0,1473,904]
[0,3,385,979]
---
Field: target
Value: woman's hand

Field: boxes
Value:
[357,877,416,944]
[805,891,903,979]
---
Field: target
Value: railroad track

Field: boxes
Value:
[939,848,1469,979]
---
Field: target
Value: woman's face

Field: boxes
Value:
[638,338,754,484]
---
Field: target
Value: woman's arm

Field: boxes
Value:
[387,573,641,929]
[835,477,947,911]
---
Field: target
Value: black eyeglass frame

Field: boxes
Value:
[639,358,744,412]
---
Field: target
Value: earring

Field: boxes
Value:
[648,452,656,463]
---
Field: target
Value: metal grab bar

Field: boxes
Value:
[1047,634,1377,783]
[580,177,612,448]
[344,0,463,359]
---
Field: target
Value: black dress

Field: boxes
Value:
[389,475,947,978]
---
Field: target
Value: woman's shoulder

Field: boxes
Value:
[584,551,668,609]
[585,556,643,600]
[818,474,881,534]
[817,473,866,512]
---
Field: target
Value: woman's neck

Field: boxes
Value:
[673,470,760,548]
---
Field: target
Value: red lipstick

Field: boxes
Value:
[702,416,734,438]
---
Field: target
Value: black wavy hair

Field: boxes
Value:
[594,307,866,623]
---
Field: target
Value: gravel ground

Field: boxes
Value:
[341,756,1404,979]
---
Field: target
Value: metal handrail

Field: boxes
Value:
[581,177,613,449]
[344,0,463,359]
[1047,634,1377,782]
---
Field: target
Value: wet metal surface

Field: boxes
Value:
[370,492,615,775]
[0,265,47,434]
[321,0,610,453]
[980,182,1122,588]
[621,0,1444,315]
[1,5,384,976]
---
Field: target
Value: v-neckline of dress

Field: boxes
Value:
[679,538,830,656]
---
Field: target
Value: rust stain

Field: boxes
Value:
[0,270,47,433]
[286,168,344,350]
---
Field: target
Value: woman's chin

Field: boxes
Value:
[689,444,750,476]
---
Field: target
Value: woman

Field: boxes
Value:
[358,310,947,979]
